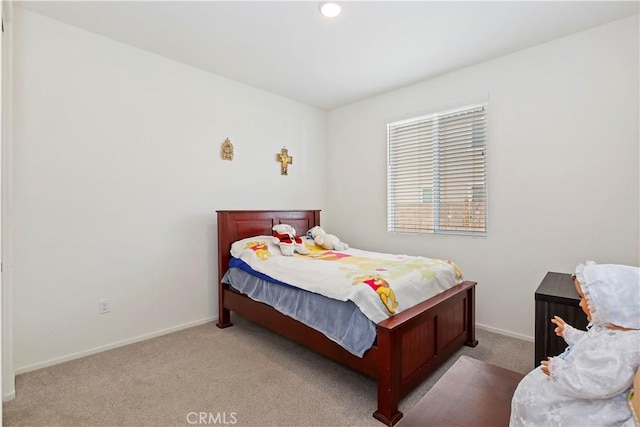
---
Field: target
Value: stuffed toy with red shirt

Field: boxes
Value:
[272,224,310,256]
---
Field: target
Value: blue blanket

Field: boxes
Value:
[222,265,376,357]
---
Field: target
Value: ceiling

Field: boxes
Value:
[16,1,640,111]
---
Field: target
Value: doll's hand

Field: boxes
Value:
[551,316,566,338]
[540,359,551,376]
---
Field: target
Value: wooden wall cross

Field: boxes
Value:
[277,147,293,175]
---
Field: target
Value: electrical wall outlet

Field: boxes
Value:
[98,299,111,314]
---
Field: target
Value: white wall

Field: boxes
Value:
[326,15,640,339]
[11,8,327,372]
[10,7,639,373]
[2,0,15,400]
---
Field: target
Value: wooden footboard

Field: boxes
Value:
[216,210,477,426]
[374,281,477,425]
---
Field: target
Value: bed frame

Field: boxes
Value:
[216,210,478,426]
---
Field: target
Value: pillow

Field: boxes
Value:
[230,235,278,260]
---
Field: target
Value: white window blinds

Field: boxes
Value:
[387,103,487,235]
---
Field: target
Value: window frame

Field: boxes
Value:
[386,102,488,237]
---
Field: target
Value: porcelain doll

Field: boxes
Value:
[510,261,640,427]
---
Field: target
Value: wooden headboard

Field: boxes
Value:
[216,210,321,285]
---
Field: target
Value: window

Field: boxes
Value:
[387,103,487,236]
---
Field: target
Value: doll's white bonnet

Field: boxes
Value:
[574,261,640,329]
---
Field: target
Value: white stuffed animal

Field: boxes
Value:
[272,224,310,256]
[308,226,349,251]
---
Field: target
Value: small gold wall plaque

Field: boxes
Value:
[221,138,234,161]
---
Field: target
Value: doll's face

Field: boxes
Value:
[573,276,591,321]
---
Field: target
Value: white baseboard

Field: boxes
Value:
[13,317,532,376]
[476,322,534,342]
[3,389,16,402]
[15,316,217,375]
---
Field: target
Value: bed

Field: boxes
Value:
[216,209,478,426]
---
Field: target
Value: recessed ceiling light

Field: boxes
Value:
[320,2,341,18]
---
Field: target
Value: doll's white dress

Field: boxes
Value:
[510,324,640,427]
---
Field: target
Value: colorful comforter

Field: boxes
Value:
[230,236,463,324]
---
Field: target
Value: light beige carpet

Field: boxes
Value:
[3,316,533,426]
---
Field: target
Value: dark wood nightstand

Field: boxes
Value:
[534,272,589,368]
